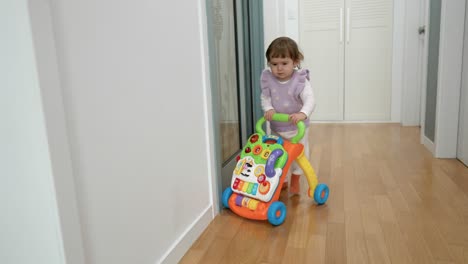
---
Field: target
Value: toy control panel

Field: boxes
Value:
[231,133,288,202]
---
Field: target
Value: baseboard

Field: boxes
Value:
[422,134,435,155]
[158,205,213,264]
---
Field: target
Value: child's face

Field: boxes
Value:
[268,57,297,82]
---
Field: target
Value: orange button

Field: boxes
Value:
[258,181,270,195]
[253,145,262,155]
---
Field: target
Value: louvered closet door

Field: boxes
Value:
[300,0,345,121]
[299,0,393,121]
[344,0,393,120]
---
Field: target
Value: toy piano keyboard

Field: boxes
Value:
[222,113,329,226]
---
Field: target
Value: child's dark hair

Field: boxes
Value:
[265,37,304,63]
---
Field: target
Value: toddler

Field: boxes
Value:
[260,36,316,195]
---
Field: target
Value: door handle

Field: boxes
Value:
[418,25,426,35]
[340,8,343,43]
[346,8,350,43]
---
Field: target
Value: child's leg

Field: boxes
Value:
[290,127,311,194]
[290,173,300,194]
[282,171,290,190]
[288,158,302,194]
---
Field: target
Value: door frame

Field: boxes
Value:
[418,0,431,149]
[457,0,468,166]
[420,0,466,157]
[25,1,86,262]
[206,0,264,212]
[218,0,265,209]
[399,0,441,128]
[433,0,465,158]
[205,0,244,213]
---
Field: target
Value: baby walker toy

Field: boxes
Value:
[222,113,329,226]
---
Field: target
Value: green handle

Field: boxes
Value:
[255,113,305,143]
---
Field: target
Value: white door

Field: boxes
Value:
[344,0,393,120]
[299,0,393,121]
[300,0,345,120]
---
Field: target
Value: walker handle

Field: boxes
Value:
[255,113,305,143]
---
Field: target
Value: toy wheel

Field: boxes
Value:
[313,183,329,205]
[267,201,287,226]
[222,187,233,208]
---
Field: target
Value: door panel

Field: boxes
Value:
[300,0,344,121]
[345,27,392,120]
[344,0,393,120]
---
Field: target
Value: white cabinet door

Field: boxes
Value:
[345,0,393,120]
[300,0,345,121]
[299,0,393,121]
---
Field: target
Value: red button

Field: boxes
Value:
[257,174,266,183]
[250,134,259,143]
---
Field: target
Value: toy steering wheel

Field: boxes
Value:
[255,113,306,144]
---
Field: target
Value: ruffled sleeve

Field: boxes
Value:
[304,69,310,81]
[293,69,310,97]
[260,69,272,97]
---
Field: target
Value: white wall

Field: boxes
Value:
[0,1,65,263]
[26,0,215,264]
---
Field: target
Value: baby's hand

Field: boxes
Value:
[264,109,276,121]
[289,112,307,124]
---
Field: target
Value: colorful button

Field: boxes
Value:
[234,159,245,175]
[254,166,265,177]
[247,199,259,210]
[242,182,249,192]
[257,174,266,183]
[258,181,270,195]
[251,183,258,195]
[250,134,259,143]
[233,178,240,189]
[253,145,262,155]
[235,195,243,206]
[238,180,244,191]
[244,198,251,208]
[247,183,253,194]
[261,149,271,159]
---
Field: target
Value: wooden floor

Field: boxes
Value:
[180,124,468,264]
